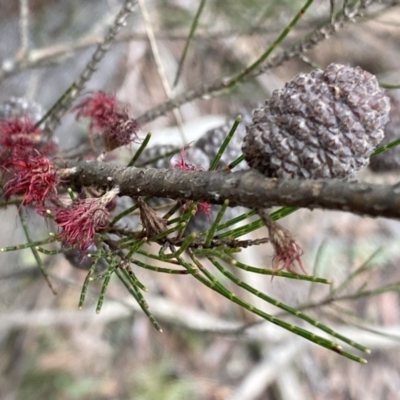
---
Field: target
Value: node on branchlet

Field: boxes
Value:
[243,63,390,179]
[242,64,390,274]
[369,91,400,172]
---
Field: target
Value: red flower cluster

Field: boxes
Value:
[72,91,140,151]
[171,148,211,217]
[4,150,59,206]
[0,116,56,166]
[52,189,119,252]
[0,92,135,253]
[0,113,59,207]
[73,91,120,132]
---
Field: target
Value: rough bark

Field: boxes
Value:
[60,160,400,220]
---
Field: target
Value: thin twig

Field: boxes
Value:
[40,0,138,135]
[17,0,30,61]
[136,0,384,124]
[138,0,187,143]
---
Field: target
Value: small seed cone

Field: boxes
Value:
[242,64,390,179]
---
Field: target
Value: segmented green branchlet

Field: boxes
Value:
[136,249,180,265]
[117,260,147,292]
[96,272,113,314]
[115,268,162,332]
[371,138,400,157]
[1,237,57,252]
[67,187,76,201]
[16,209,57,294]
[217,207,299,239]
[136,146,181,168]
[211,210,257,233]
[114,232,144,246]
[125,239,147,259]
[380,82,400,89]
[130,258,191,274]
[35,247,64,255]
[127,132,152,167]
[227,0,314,88]
[176,202,199,238]
[332,247,384,296]
[209,117,241,171]
[79,264,96,309]
[205,200,229,247]
[162,236,269,251]
[208,256,369,354]
[111,203,139,227]
[182,251,366,363]
[163,233,197,259]
[149,222,186,241]
[225,154,245,171]
[89,267,116,282]
[80,255,129,313]
[163,203,181,221]
[102,239,148,292]
[196,248,331,284]
[173,0,206,87]
[329,0,335,23]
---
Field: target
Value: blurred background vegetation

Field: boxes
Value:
[1,0,400,399]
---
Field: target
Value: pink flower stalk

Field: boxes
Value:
[172,148,211,217]
[4,151,59,206]
[52,188,119,252]
[72,91,140,151]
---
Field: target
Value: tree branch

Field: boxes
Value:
[136,0,384,124]
[60,160,400,220]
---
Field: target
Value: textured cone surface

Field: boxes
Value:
[0,97,43,122]
[195,114,251,170]
[369,92,400,172]
[242,64,390,179]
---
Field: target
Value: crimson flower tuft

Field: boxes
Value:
[4,151,59,206]
[72,91,121,132]
[198,202,212,217]
[272,240,305,275]
[0,116,57,165]
[172,148,211,217]
[52,188,119,252]
[72,91,140,151]
[103,115,141,152]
